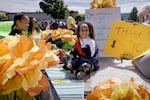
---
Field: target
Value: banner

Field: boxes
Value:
[85,7,121,57]
[103,21,150,59]
[0,21,13,36]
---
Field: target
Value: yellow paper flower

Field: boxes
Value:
[41,28,76,42]
[90,0,116,9]
[86,78,150,100]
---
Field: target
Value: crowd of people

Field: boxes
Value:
[1,2,150,99]
[40,20,67,30]
[8,3,150,81]
[8,8,101,79]
[39,10,77,31]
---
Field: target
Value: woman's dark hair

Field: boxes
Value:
[9,13,25,35]
[76,22,96,40]
[28,17,34,36]
[28,17,40,36]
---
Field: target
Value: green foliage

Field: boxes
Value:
[0,12,8,20]
[128,7,139,22]
[75,14,85,21]
[39,0,69,19]
[0,90,36,100]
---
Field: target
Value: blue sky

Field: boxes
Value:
[0,0,150,14]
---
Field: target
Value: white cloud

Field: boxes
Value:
[67,6,89,14]
[0,0,42,12]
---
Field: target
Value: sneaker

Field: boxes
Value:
[76,71,86,80]
[61,56,68,65]
[81,63,94,73]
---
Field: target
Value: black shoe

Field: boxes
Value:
[61,56,68,65]
[76,71,86,80]
[63,64,70,70]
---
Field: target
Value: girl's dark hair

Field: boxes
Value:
[9,13,25,35]
[28,17,34,36]
[76,22,96,40]
[28,17,40,36]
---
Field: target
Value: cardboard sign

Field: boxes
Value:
[85,8,121,57]
[103,21,150,59]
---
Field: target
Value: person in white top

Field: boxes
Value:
[28,17,42,43]
[132,3,150,79]
[62,22,99,80]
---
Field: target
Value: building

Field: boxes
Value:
[121,13,130,20]
[7,12,53,22]
[0,11,55,30]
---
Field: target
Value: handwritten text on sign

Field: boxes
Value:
[103,21,150,59]
[85,8,121,57]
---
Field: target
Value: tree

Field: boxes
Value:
[75,14,85,22]
[128,7,139,22]
[39,0,69,19]
[0,12,8,20]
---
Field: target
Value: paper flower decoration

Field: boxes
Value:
[0,35,59,97]
[41,28,77,42]
[90,0,116,9]
[86,77,150,100]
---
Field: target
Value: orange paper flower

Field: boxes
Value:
[0,35,59,97]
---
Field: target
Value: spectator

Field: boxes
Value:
[67,10,77,32]
[28,17,42,43]
[132,3,150,79]
[9,13,29,35]
[51,20,59,30]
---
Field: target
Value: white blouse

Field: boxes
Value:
[79,37,96,57]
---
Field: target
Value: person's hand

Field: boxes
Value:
[67,62,72,69]
[120,52,133,60]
